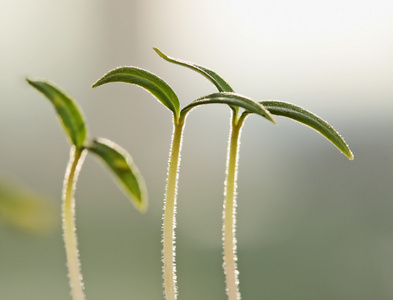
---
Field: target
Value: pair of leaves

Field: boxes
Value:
[27,79,147,212]
[92,59,274,125]
[152,48,353,160]
[93,48,352,159]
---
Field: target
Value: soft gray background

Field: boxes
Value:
[1,0,392,299]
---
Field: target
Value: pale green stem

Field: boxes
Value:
[223,115,244,300]
[163,117,185,300]
[63,146,87,300]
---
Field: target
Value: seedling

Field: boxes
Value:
[27,79,147,300]
[92,64,273,300]
[153,48,354,300]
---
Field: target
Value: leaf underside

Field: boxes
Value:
[92,66,180,119]
[26,79,87,148]
[254,101,354,160]
[182,92,275,124]
[87,138,148,212]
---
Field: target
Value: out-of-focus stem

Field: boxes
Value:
[63,146,87,300]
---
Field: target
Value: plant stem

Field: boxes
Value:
[223,115,244,300]
[63,146,87,300]
[163,117,185,300]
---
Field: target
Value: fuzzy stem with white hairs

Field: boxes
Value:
[162,117,185,300]
[62,146,87,300]
[223,114,245,300]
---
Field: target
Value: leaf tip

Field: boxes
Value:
[153,47,166,58]
[136,199,148,214]
[26,78,39,88]
[91,79,101,89]
[347,151,354,161]
[260,104,277,125]
[269,115,277,125]
[92,71,116,89]
[334,132,354,161]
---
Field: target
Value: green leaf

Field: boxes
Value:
[27,79,87,148]
[0,180,57,235]
[87,138,148,212]
[181,92,276,124]
[153,47,234,93]
[153,48,242,115]
[253,101,354,160]
[92,67,180,120]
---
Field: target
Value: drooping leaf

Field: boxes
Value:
[249,101,354,160]
[92,67,180,120]
[153,47,234,93]
[87,138,148,212]
[27,79,87,148]
[181,92,276,124]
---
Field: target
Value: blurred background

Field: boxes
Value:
[1,0,392,299]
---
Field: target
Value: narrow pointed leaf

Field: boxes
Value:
[252,101,354,160]
[154,48,239,115]
[87,138,148,212]
[92,67,180,119]
[27,79,87,148]
[181,92,276,124]
[153,47,234,93]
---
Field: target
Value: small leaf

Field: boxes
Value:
[181,92,276,124]
[26,79,87,148]
[153,47,234,93]
[87,138,148,212]
[253,101,354,160]
[92,67,180,120]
